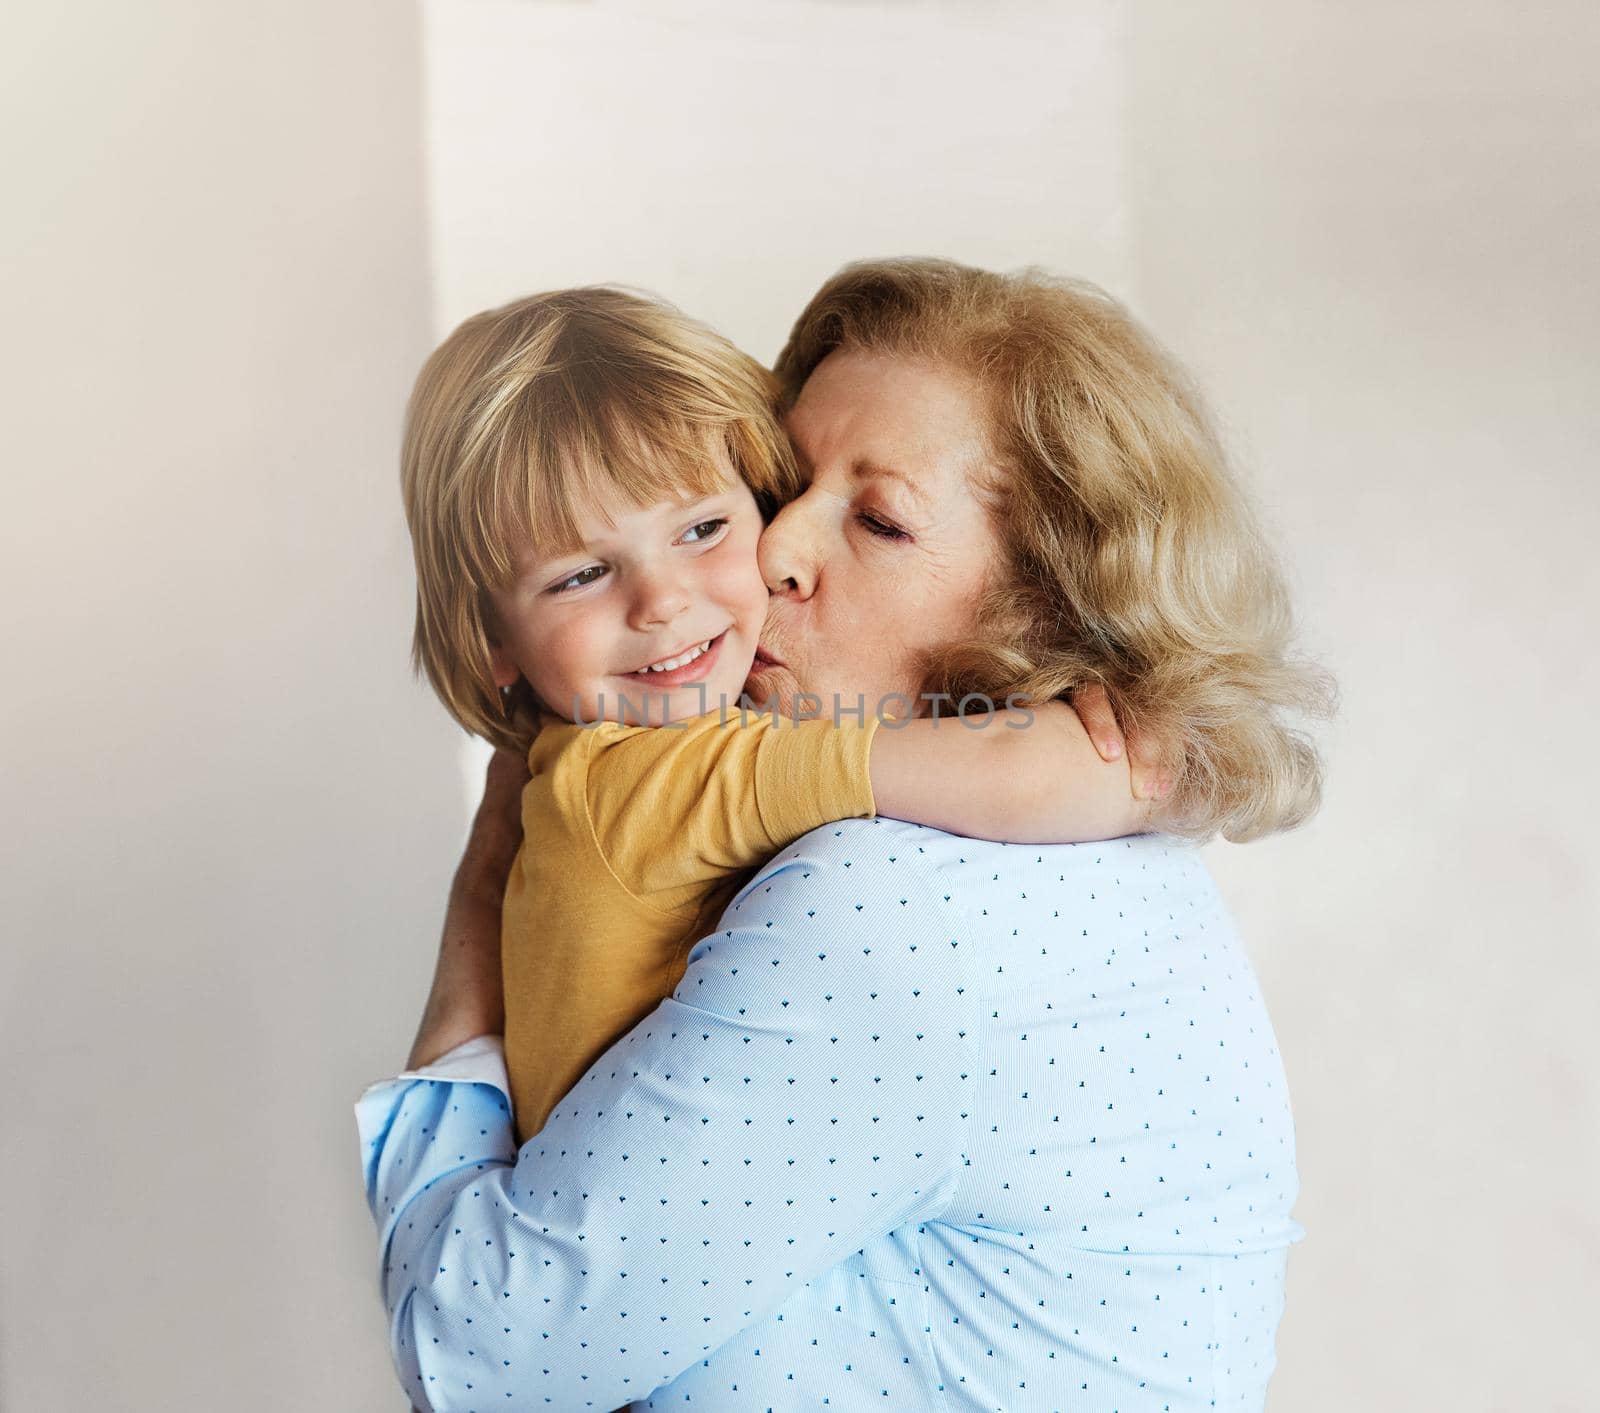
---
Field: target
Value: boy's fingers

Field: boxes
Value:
[1125,725,1177,802]
[1129,759,1175,803]
[1072,684,1125,762]
[1072,685,1178,804]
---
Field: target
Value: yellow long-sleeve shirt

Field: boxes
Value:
[503,707,880,1143]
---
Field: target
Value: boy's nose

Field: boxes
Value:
[629,572,692,631]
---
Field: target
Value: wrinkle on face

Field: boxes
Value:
[749,349,1004,715]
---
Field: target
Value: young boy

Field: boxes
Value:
[400,288,1149,1143]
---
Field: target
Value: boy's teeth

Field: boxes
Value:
[642,639,711,673]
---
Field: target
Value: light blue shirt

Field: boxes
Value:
[358,820,1300,1410]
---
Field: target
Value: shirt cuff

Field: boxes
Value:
[354,1035,515,1203]
[396,1032,510,1096]
[754,710,880,844]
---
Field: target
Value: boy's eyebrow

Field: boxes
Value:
[527,487,733,567]
[667,484,736,508]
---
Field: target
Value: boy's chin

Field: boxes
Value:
[589,682,741,725]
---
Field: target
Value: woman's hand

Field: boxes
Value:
[1070,684,1174,805]
[404,748,530,1071]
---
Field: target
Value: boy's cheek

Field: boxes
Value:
[519,624,596,719]
[724,542,772,611]
[738,583,773,636]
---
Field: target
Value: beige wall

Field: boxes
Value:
[3,2,1594,1409]
[0,2,460,1408]
[1127,7,1600,1408]
[420,0,1135,360]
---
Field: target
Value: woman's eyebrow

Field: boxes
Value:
[855,458,929,508]
[786,433,927,508]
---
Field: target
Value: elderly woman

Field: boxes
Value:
[359,258,1327,1410]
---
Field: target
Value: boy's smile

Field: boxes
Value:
[616,627,731,687]
[485,456,769,729]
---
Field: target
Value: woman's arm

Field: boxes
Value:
[359,826,978,1412]
[404,749,526,1070]
[869,696,1162,844]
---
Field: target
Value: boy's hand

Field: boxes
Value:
[1070,684,1174,803]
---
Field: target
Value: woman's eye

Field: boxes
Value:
[550,565,606,594]
[855,511,907,541]
[681,517,729,544]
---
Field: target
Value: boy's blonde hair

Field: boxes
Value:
[402,287,798,752]
[776,258,1335,843]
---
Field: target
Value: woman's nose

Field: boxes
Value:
[758,499,818,600]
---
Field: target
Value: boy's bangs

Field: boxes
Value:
[483,403,736,584]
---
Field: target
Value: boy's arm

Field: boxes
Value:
[869,699,1152,843]
[587,713,880,898]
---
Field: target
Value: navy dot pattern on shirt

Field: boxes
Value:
[359,820,1299,1411]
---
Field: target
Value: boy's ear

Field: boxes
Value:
[482,606,522,689]
[487,646,521,690]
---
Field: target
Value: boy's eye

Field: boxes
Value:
[550,565,607,594]
[681,517,729,544]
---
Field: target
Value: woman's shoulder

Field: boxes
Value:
[717,820,1221,963]
[737,816,976,901]
[721,817,961,922]
[784,823,1227,949]
[686,818,985,1042]
[775,819,1205,884]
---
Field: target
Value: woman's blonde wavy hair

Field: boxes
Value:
[402,287,799,753]
[775,257,1333,842]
